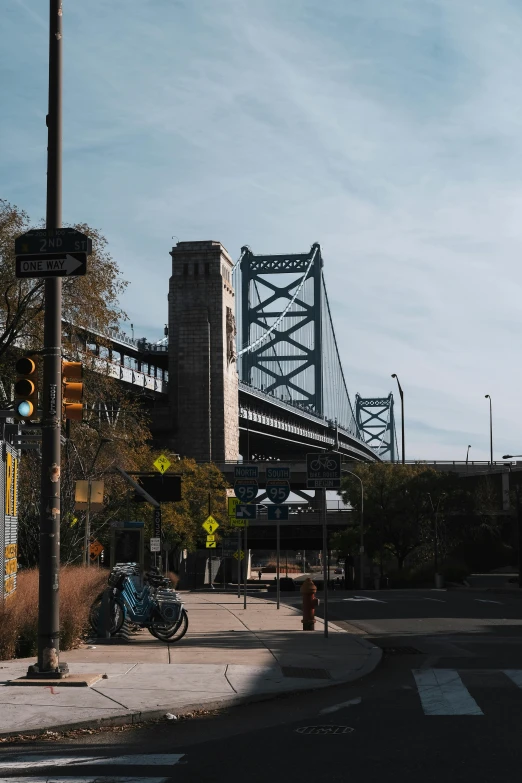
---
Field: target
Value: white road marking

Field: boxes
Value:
[503,670,522,689]
[320,697,362,714]
[0,753,185,770]
[343,596,386,603]
[475,599,503,604]
[424,598,446,602]
[412,669,483,716]
[7,778,166,783]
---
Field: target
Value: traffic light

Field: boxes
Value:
[14,355,38,420]
[62,360,83,421]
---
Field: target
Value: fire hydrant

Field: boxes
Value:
[301,577,319,631]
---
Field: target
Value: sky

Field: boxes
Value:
[2,0,522,462]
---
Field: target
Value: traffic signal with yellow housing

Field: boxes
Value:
[62,361,83,421]
[14,355,38,420]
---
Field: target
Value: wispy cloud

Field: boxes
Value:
[3,0,522,459]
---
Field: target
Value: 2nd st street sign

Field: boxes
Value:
[15,228,91,279]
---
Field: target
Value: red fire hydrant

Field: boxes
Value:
[301,577,319,631]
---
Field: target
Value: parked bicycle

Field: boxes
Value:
[89,563,188,642]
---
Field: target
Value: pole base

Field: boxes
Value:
[26,662,69,679]
[302,621,316,631]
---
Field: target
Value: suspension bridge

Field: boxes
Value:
[73,240,397,464]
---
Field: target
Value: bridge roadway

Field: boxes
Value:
[72,323,381,462]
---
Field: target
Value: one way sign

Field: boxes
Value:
[235,504,258,520]
[267,505,289,521]
[16,252,87,279]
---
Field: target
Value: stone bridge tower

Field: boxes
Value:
[168,241,239,462]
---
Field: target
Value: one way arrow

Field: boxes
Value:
[61,253,84,275]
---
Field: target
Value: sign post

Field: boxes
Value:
[237,530,241,598]
[276,522,280,610]
[306,453,341,639]
[27,0,69,679]
[243,523,248,610]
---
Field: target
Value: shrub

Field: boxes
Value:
[386,559,470,588]
[0,566,106,661]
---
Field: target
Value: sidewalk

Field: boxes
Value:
[0,593,381,738]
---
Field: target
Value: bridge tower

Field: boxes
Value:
[168,241,239,462]
[355,394,396,461]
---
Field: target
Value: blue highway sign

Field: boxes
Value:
[234,479,258,503]
[235,504,258,520]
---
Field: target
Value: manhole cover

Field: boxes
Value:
[381,646,422,655]
[296,725,354,735]
[282,666,331,679]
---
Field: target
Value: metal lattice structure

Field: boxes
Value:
[355,394,396,461]
[233,244,361,439]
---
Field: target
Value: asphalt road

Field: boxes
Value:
[4,587,522,783]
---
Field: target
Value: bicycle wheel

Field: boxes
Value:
[310,459,322,471]
[148,609,188,643]
[89,595,125,635]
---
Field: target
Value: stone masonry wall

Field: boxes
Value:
[168,241,239,462]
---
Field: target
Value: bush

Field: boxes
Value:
[0,566,107,661]
[386,560,470,588]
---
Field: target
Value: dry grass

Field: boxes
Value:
[0,567,106,661]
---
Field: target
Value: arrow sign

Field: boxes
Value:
[235,504,257,519]
[267,505,289,521]
[16,252,87,279]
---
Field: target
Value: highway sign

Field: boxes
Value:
[266,466,290,480]
[230,519,248,528]
[150,537,161,552]
[234,465,259,479]
[234,479,258,503]
[16,252,87,279]
[266,480,290,504]
[233,550,245,560]
[15,227,93,256]
[153,454,171,474]
[228,496,240,517]
[306,452,341,488]
[202,515,219,534]
[267,505,289,521]
[206,541,217,548]
[235,504,258,520]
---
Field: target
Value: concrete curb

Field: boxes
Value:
[0,651,383,740]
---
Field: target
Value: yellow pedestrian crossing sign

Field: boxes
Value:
[206,541,217,548]
[202,515,219,534]
[153,454,171,474]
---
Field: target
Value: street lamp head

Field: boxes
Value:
[391,373,397,379]
[503,454,513,459]
[485,394,490,399]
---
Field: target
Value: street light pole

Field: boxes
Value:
[28,0,67,679]
[485,395,493,466]
[391,374,405,464]
[342,469,364,590]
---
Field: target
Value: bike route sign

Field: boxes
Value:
[306,452,341,489]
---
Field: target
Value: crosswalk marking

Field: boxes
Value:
[412,669,483,715]
[1,754,185,770]
[503,669,522,689]
[6,778,166,783]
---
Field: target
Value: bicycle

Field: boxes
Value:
[89,565,188,642]
[310,454,338,472]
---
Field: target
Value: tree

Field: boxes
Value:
[340,464,478,570]
[0,198,127,399]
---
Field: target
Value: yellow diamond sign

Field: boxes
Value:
[153,454,171,474]
[202,515,219,535]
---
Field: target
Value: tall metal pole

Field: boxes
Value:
[29,0,67,678]
[276,522,280,610]
[237,530,241,598]
[243,524,248,609]
[83,480,91,567]
[322,488,328,638]
[342,470,364,590]
[485,395,493,465]
[391,374,405,463]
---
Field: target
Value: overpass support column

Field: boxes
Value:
[168,241,239,462]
